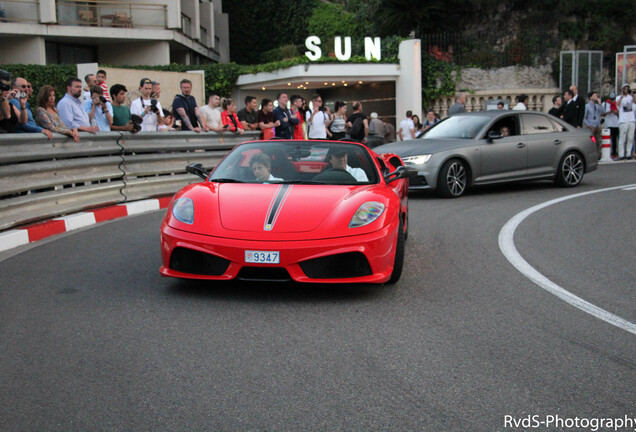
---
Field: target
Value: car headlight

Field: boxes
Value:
[349,202,385,228]
[403,154,432,165]
[172,197,194,224]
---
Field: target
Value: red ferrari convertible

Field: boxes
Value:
[160,139,415,284]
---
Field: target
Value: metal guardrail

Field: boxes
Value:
[0,131,260,231]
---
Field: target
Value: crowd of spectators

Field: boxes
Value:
[3,66,636,160]
[541,84,633,160]
[0,72,397,147]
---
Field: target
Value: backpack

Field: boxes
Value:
[349,116,364,137]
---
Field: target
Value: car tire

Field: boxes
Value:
[387,219,405,284]
[555,151,584,187]
[437,158,468,198]
[403,207,409,242]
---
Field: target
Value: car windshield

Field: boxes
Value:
[209,140,378,185]
[422,115,492,139]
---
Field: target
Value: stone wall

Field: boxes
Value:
[458,65,557,90]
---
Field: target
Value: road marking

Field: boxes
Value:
[622,186,636,191]
[498,184,636,336]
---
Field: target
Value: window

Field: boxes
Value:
[522,114,558,134]
[486,115,519,138]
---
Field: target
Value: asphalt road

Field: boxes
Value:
[1,164,635,431]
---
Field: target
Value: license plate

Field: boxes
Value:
[245,250,280,264]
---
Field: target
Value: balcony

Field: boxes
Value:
[0,0,40,23]
[55,0,167,29]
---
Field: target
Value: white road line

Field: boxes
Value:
[498,184,636,336]
[622,186,636,191]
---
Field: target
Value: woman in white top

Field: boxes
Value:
[330,101,347,140]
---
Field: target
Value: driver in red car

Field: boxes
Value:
[329,151,368,182]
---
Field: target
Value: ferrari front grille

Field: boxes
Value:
[299,252,372,279]
[169,247,230,276]
[237,267,291,282]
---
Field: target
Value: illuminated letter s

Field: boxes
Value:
[305,36,322,61]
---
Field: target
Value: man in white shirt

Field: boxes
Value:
[398,110,415,141]
[199,92,224,132]
[306,94,331,139]
[616,83,635,160]
[130,78,164,132]
[329,151,368,182]
[83,73,97,102]
[512,94,528,110]
[602,92,619,158]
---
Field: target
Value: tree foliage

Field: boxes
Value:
[223,0,316,65]
[307,2,357,37]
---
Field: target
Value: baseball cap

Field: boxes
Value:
[609,92,616,99]
[140,78,152,87]
[622,83,630,88]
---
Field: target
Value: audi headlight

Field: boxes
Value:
[349,202,385,228]
[403,154,432,165]
[172,197,194,224]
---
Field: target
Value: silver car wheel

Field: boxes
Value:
[446,162,467,196]
[560,152,584,186]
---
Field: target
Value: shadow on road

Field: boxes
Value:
[407,179,605,200]
[166,277,389,304]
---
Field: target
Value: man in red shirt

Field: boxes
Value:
[290,94,305,140]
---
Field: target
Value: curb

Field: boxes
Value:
[0,197,173,253]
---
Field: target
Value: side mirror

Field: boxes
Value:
[186,163,210,180]
[487,130,503,142]
[384,166,418,184]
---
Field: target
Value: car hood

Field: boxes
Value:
[217,183,357,233]
[375,138,474,157]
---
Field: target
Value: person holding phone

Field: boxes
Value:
[617,83,635,160]
[9,77,52,139]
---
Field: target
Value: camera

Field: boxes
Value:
[0,69,11,92]
[130,114,143,133]
[150,98,159,113]
[318,105,326,112]
[99,96,107,104]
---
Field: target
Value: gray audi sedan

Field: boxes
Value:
[374,111,598,197]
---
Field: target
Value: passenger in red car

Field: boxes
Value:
[250,153,282,182]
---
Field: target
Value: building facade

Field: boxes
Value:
[0,0,229,65]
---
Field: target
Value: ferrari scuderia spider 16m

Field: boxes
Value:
[160,139,415,284]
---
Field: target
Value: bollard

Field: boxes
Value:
[599,128,613,162]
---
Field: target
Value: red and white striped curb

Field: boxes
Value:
[0,197,173,253]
